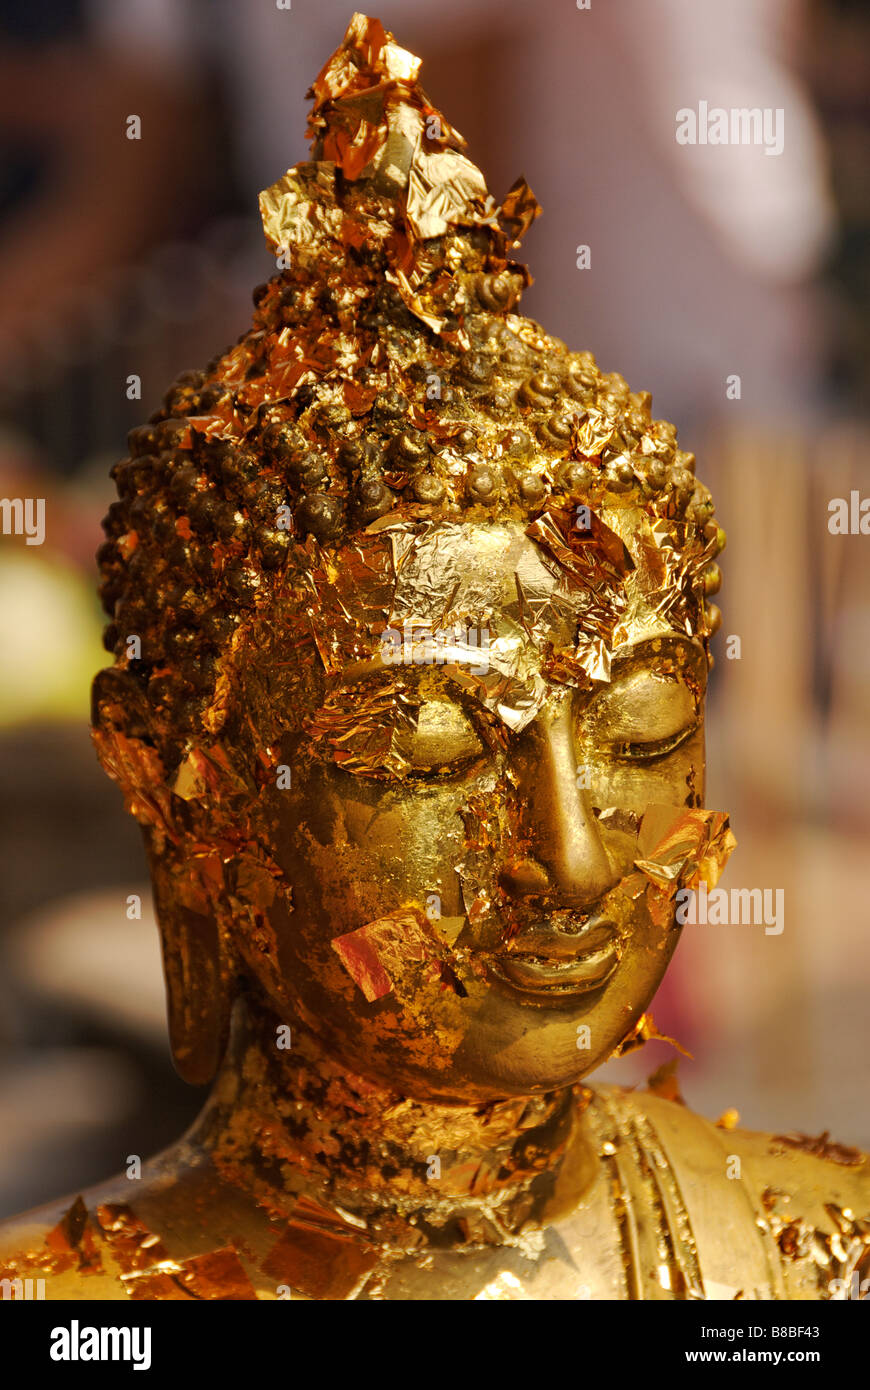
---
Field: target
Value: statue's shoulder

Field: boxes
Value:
[0,1155,275,1301]
[584,1084,870,1299]
[0,1188,131,1301]
[709,1108,870,1208]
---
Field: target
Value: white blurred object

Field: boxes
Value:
[8,886,166,1042]
[625,0,834,281]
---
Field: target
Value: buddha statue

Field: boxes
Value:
[1,13,867,1302]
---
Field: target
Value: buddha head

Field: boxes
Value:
[92,14,732,1106]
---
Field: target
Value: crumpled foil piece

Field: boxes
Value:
[633,804,736,891]
[332,907,445,1001]
[526,506,634,684]
[262,1219,379,1301]
[610,1013,692,1061]
[259,11,538,337]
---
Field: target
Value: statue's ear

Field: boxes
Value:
[148,846,232,1085]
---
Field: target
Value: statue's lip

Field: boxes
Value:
[503,917,617,960]
[490,918,619,996]
[489,944,618,996]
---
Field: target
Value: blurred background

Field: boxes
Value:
[1,0,868,1217]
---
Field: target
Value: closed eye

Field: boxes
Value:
[614,722,697,762]
[391,699,485,777]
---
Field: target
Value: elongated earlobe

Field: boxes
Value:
[150,854,232,1085]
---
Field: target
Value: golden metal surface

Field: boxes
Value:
[1,12,867,1300]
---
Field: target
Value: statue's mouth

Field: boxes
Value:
[489,917,619,997]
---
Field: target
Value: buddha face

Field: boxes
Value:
[89,9,729,1104]
[245,512,710,1103]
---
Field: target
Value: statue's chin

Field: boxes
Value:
[277,961,665,1105]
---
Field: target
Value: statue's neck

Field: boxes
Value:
[187,998,596,1242]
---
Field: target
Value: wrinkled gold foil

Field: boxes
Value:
[1,11,864,1306]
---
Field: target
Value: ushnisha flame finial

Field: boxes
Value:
[260,11,540,339]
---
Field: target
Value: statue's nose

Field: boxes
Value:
[498,702,614,907]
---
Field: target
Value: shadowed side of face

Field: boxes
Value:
[245,515,713,1103]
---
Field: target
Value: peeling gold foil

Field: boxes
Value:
[0,9,856,1307]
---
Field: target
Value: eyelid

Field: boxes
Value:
[395,700,483,770]
[332,696,487,781]
[587,670,698,736]
[614,721,698,762]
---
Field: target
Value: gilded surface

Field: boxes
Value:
[1,12,866,1300]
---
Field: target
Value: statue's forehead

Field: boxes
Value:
[297,510,703,724]
[388,520,568,622]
